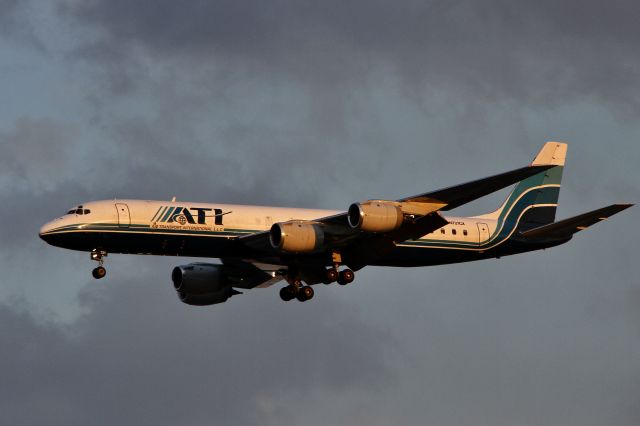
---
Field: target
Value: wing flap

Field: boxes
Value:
[388,211,450,242]
[520,204,633,240]
[219,258,283,289]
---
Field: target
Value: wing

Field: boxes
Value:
[239,163,555,254]
[519,204,633,240]
[399,165,554,210]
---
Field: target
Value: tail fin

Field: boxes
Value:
[479,142,567,231]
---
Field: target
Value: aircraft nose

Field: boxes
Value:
[39,221,55,241]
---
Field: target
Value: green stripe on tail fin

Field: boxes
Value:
[479,142,567,231]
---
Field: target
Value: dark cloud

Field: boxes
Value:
[1,2,638,425]
[57,0,640,114]
[2,253,639,425]
[0,117,79,191]
[0,0,44,48]
[0,278,395,426]
[0,0,25,37]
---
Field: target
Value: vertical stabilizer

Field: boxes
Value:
[478,142,567,231]
[531,141,567,167]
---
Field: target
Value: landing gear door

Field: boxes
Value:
[115,203,131,228]
[477,222,490,245]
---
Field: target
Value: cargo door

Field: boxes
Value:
[477,222,490,245]
[116,203,131,228]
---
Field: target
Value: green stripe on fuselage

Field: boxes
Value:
[150,206,163,222]
[161,207,176,222]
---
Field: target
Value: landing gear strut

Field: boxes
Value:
[90,249,107,279]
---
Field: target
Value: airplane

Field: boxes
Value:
[39,142,632,306]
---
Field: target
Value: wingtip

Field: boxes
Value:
[605,203,634,216]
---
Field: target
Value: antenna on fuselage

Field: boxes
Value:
[171,196,176,202]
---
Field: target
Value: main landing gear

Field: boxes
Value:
[323,266,355,285]
[278,266,315,303]
[90,249,107,279]
[279,251,356,303]
[279,283,315,302]
[279,267,355,303]
[324,250,355,285]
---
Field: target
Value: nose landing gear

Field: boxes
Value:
[92,266,106,279]
[90,249,108,279]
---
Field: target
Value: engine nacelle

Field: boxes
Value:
[269,220,324,253]
[348,200,404,232]
[171,263,236,306]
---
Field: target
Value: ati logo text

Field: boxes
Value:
[151,206,225,225]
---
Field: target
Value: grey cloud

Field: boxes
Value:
[1,2,639,425]
[3,246,639,426]
[0,0,44,48]
[0,277,395,426]
[0,117,80,192]
[57,0,640,114]
[81,110,350,208]
[0,184,92,247]
[0,0,25,38]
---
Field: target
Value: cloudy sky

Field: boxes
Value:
[1,1,639,424]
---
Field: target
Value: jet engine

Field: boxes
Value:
[348,200,404,232]
[269,220,324,253]
[171,263,239,306]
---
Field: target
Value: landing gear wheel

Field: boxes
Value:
[337,269,354,285]
[325,268,339,283]
[279,286,296,302]
[92,266,106,279]
[296,286,314,302]
[90,249,108,280]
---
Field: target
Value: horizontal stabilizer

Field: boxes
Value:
[520,204,633,240]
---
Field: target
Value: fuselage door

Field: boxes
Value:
[115,203,131,228]
[477,222,490,245]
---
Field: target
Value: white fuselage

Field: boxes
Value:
[40,199,499,254]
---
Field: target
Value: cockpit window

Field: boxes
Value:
[66,205,90,215]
